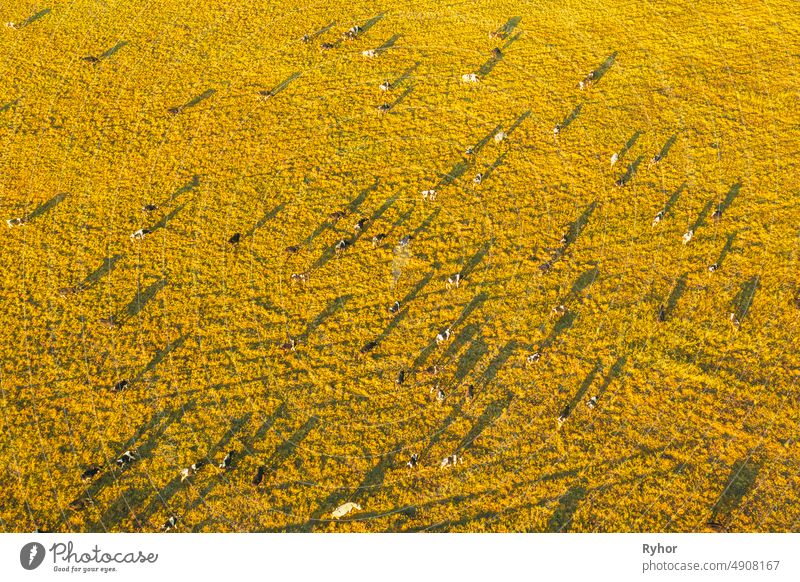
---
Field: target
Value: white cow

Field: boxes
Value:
[440,454,461,469]
[461,73,480,84]
[682,229,694,244]
[331,502,362,519]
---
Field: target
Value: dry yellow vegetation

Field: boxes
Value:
[0,0,798,533]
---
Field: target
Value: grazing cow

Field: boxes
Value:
[219,451,234,470]
[81,467,101,481]
[167,106,183,115]
[614,178,625,188]
[389,300,401,314]
[116,450,137,467]
[711,208,723,221]
[440,454,461,469]
[526,352,541,365]
[494,130,507,143]
[320,42,334,50]
[162,516,178,532]
[473,173,483,185]
[658,304,666,322]
[708,263,719,273]
[58,286,82,297]
[488,31,503,40]
[610,153,619,167]
[362,49,378,58]
[557,406,570,426]
[354,217,369,232]
[372,233,387,247]
[360,341,377,354]
[436,328,452,345]
[380,81,392,92]
[331,502,361,519]
[179,467,193,482]
[376,102,390,113]
[421,189,437,201]
[258,90,274,101]
[461,73,480,83]
[579,71,596,90]
[280,338,297,352]
[435,386,446,402]
[466,384,474,401]
[399,234,412,246]
[301,34,310,43]
[407,453,418,469]
[130,228,151,240]
[328,210,347,222]
[423,365,440,376]
[335,239,350,252]
[729,312,741,329]
[228,232,241,244]
[396,369,405,385]
[650,154,662,164]
[492,47,503,58]
[446,273,461,289]
[464,146,474,156]
[682,229,694,244]
[5,22,19,29]
[142,204,158,212]
[191,461,206,472]
[290,272,310,283]
[111,379,130,393]
[343,25,362,40]
[538,261,553,275]
[6,217,25,228]
[285,245,301,254]
[587,395,598,409]
[652,211,664,227]
[553,123,562,136]
[252,466,266,486]
[69,498,88,511]
[552,305,566,316]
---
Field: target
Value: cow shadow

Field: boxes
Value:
[664,273,688,319]
[99,41,129,61]
[122,277,168,319]
[25,192,67,222]
[732,276,759,323]
[616,155,643,186]
[617,130,641,160]
[244,202,285,239]
[81,254,124,288]
[547,484,587,532]
[710,458,761,526]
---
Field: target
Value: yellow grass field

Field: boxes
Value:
[1,0,798,532]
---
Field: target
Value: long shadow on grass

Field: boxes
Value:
[664,273,688,319]
[244,202,285,238]
[662,181,687,217]
[122,277,168,319]
[81,254,124,288]
[547,483,587,532]
[710,458,761,525]
[457,390,513,452]
[98,41,128,61]
[732,276,759,323]
[24,192,67,222]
